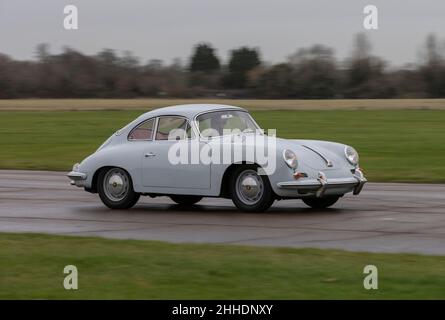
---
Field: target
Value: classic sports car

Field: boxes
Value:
[68,104,366,212]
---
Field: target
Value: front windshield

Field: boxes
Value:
[196,110,260,137]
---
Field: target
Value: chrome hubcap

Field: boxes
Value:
[236,169,264,205]
[103,168,129,201]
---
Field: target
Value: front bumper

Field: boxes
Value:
[67,171,87,187]
[277,169,367,197]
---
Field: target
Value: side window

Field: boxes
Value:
[198,117,212,135]
[156,117,190,141]
[128,118,155,141]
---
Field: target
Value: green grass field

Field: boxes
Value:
[1,109,444,182]
[1,233,444,299]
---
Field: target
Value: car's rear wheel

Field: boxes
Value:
[170,195,202,206]
[230,165,274,212]
[97,167,140,209]
[302,196,339,209]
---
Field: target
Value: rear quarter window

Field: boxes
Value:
[128,118,155,141]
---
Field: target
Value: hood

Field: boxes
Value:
[206,134,350,170]
[276,138,349,170]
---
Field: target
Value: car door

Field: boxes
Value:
[142,116,210,189]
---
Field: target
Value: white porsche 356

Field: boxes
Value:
[68,104,366,212]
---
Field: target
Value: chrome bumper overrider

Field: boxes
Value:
[67,171,87,187]
[277,169,367,197]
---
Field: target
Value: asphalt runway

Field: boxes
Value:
[1,170,444,255]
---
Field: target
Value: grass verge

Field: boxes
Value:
[1,233,444,299]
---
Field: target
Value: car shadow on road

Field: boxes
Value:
[77,202,345,217]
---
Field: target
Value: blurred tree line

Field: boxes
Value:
[1,33,445,99]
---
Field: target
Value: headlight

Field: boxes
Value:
[344,146,359,166]
[283,149,298,169]
[72,163,80,171]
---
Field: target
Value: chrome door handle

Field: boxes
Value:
[144,152,156,158]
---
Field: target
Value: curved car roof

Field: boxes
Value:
[138,104,246,120]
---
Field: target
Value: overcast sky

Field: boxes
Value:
[0,0,444,66]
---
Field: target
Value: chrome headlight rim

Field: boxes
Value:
[72,163,80,172]
[344,146,359,166]
[283,149,298,169]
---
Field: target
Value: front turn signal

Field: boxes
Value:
[293,172,308,180]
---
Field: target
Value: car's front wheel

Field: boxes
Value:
[302,196,339,209]
[170,195,202,206]
[97,167,140,209]
[230,165,275,212]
